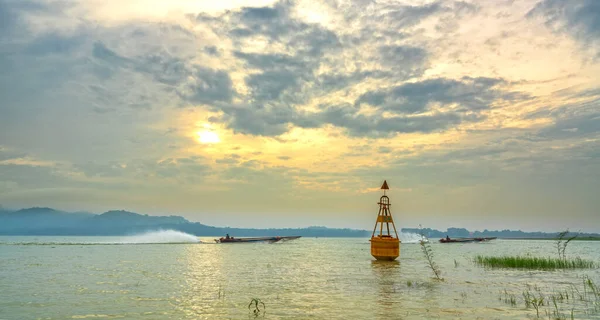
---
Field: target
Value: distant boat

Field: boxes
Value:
[214,236,301,243]
[439,237,497,243]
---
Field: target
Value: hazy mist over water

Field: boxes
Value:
[1,234,599,319]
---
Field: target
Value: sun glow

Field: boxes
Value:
[197,130,220,144]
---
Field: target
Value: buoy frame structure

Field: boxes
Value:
[370,180,401,261]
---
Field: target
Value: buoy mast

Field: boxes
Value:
[370,180,401,261]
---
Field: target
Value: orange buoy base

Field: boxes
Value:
[370,236,400,261]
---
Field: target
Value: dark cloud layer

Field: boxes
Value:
[191,1,512,137]
[538,111,600,139]
[357,77,519,114]
[212,74,522,137]
[313,105,466,136]
[181,68,234,104]
[528,0,600,51]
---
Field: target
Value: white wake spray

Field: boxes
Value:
[399,232,428,244]
[115,230,200,244]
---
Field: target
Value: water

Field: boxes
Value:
[1,231,599,319]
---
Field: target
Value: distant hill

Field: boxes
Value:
[1,207,598,238]
[0,207,370,237]
[0,207,95,233]
[90,210,189,226]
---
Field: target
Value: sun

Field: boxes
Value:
[197,130,220,144]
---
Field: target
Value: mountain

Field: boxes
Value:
[0,207,370,237]
[91,210,188,226]
[0,207,95,232]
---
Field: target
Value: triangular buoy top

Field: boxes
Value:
[381,180,389,190]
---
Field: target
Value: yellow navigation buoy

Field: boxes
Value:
[370,180,401,261]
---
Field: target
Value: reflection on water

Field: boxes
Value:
[0,237,598,319]
[371,260,401,319]
[176,244,228,318]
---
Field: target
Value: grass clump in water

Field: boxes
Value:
[500,277,600,319]
[475,255,596,270]
[248,298,266,317]
[556,230,577,260]
[419,225,443,280]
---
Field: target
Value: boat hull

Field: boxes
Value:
[439,237,497,243]
[215,236,301,243]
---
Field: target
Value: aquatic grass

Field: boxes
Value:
[548,294,576,320]
[475,255,596,270]
[218,284,225,299]
[499,290,517,306]
[585,276,599,298]
[419,225,443,280]
[507,291,517,306]
[501,277,600,319]
[248,298,265,317]
[582,276,600,313]
[556,230,578,260]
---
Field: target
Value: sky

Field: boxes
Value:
[0,0,599,232]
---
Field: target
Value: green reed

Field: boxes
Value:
[500,277,599,319]
[556,230,578,260]
[475,255,596,270]
[419,225,443,280]
[248,298,266,317]
[218,284,225,299]
[499,289,517,306]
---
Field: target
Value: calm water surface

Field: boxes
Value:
[1,232,599,319]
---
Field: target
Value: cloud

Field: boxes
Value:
[359,77,526,114]
[379,45,427,64]
[0,1,226,162]
[177,67,234,104]
[294,76,526,136]
[0,1,16,34]
[246,70,299,101]
[311,104,464,136]
[376,2,445,30]
[229,2,340,56]
[537,109,600,139]
[234,51,308,71]
[0,0,49,35]
[528,0,600,51]
[209,72,528,136]
[191,1,490,137]
[74,157,211,184]
[211,74,523,137]
[0,148,26,162]
[215,102,296,136]
[0,164,65,189]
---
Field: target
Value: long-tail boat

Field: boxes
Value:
[214,236,301,243]
[439,237,497,243]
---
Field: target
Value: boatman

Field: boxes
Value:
[446,235,450,241]
[226,234,230,239]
